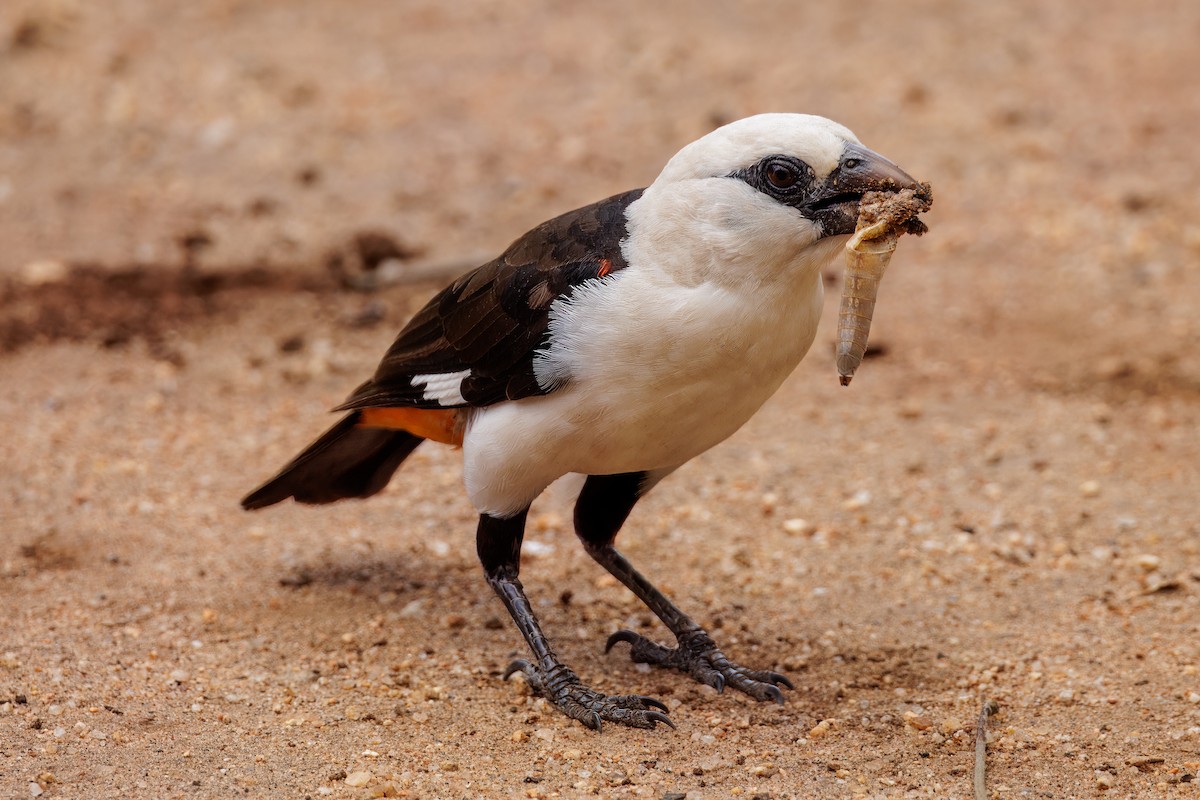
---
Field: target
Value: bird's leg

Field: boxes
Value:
[477,509,673,731]
[575,473,793,704]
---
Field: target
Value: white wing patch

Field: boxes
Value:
[412,370,470,406]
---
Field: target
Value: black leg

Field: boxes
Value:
[575,473,794,704]
[476,510,673,731]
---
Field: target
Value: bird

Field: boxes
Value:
[242,113,924,731]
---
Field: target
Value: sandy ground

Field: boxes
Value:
[3,1,1200,798]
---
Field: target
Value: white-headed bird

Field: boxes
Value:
[243,114,924,731]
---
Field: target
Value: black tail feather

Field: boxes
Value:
[241,412,423,510]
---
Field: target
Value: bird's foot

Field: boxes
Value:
[605,628,793,704]
[503,659,675,732]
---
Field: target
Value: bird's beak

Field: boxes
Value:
[806,143,924,237]
[826,142,921,196]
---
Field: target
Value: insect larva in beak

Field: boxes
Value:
[836,186,933,386]
[838,221,896,385]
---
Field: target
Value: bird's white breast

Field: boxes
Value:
[463,264,826,517]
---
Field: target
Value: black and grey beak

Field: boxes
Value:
[807,143,923,237]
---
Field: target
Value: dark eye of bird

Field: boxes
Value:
[765,161,799,189]
[843,157,862,170]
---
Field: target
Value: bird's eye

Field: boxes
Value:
[765,161,800,190]
[843,157,862,170]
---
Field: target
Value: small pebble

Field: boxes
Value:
[903,711,933,730]
[1095,771,1115,789]
[29,783,43,798]
[398,599,425,618]
[842,490,871,510]
[782,518,815,535]
[1133,554,1161,572]
[20,260,68,286]
[344,771,373,788]
[1079,480,1101,498]
[809,719,833,738]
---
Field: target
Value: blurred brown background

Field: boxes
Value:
[2,1,1199,797]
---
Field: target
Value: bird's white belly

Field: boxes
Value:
[463,269,824,516]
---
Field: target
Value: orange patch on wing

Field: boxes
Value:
[358,407,464,446]
[597,258,613,277]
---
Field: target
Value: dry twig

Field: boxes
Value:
[974,699,1000,800]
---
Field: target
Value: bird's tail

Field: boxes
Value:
[241,411,424,509]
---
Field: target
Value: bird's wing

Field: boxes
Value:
[335,188,645,411]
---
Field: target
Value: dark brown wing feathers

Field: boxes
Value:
[335,188,644,411]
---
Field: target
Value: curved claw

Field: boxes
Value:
[646,711,676,729]
[635,695,670,713]
[605,629,641,653]
[770,672,795,690]
[709,672,726,694]
[763,684,785,705]
[503,659,531,681]
[585,711,603,732]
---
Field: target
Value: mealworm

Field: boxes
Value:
[836,186,933,386]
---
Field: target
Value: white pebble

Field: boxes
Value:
[199,117,235,149]
[399,599,426,618]
[523,540,555,557]
[344,771,373,788]
[20,260,68,286]
[843,490,872,510]
[1133,554,1160,572]
[782,518,815,535]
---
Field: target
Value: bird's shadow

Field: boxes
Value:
[275,550,481,600]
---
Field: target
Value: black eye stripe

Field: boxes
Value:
[728,155,816,205]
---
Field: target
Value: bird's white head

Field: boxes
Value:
[627,113,919,290]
